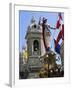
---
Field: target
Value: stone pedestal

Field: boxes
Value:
[27,55,42,72]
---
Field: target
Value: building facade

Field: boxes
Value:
[25,17,51,71]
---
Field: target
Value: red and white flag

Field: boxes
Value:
[54,13,64,48]
[56,13,63,30]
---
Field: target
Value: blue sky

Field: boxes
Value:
[19,10,64,52]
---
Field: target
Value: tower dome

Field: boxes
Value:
[31,16,36,23]
[28,16,38,31]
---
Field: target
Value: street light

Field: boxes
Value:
[46,54,48,58]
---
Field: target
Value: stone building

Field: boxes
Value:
[25,17,51,71]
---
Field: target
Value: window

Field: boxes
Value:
[33,24,36,28]
[33,40,39,51]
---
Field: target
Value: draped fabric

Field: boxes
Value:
[55,13,64,48]
[54,13,64,54]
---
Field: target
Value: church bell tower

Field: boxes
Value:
[25,17,45,71]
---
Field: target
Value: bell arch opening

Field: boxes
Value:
[33,40,39,51]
